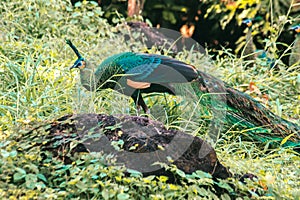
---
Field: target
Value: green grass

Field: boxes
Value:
[0,0,300,199]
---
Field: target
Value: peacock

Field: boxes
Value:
[242,18,275,68]
[66,40,300,149]
[289,24,300,66]
[66,39,198,113]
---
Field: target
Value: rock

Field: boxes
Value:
[29,113,231,179]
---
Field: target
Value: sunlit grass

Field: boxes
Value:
[0,0,299,199]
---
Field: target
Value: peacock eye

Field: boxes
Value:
[78,61,86,69]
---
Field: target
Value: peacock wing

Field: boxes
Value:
[124,53,198,84]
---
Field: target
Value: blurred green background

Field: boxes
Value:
[71,0,300,65]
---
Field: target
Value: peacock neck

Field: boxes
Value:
[294,33,300,43]
[79,61,97,91]
[289,33,300,66]
[243,26,256,62]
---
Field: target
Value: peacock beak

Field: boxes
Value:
[69,58,85,70]
[289,26,300,33]
[242,19,252,27]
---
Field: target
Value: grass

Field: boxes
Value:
[0,0,299,199]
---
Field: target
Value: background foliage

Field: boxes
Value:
[86,0,300,61]
[0,0,299,199]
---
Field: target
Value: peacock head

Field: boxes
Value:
[70,57,86,70]
[242,17,263,28]
[242,19,252,28]
[290,25,300,34]
[66,39,86,70]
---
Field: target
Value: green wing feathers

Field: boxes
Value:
[95,52,198,84]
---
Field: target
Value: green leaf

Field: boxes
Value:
[15,167,27,175]
[102,189,109,200]
[126,169,142,177]
[100,172,107,178]
[87,11,94,17]
[0,140,10,148]
[92,175,99,180]
[117,193,130,200]
[82,16,91,25]
[74,2,82,7]
[1,150,10,158]
[13,172,26,182]
[25,173,38,189]
[94,8,104,16]
[198,187,209,196]
[176,169,186,178]
[66,6,73,12]
[9,150,17,157]
[221,193,231,200]
[35,182,46,189]
[194,170,212,179]
[72,12,81,18]
[37,173,47,183]
[214,180,233,193]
